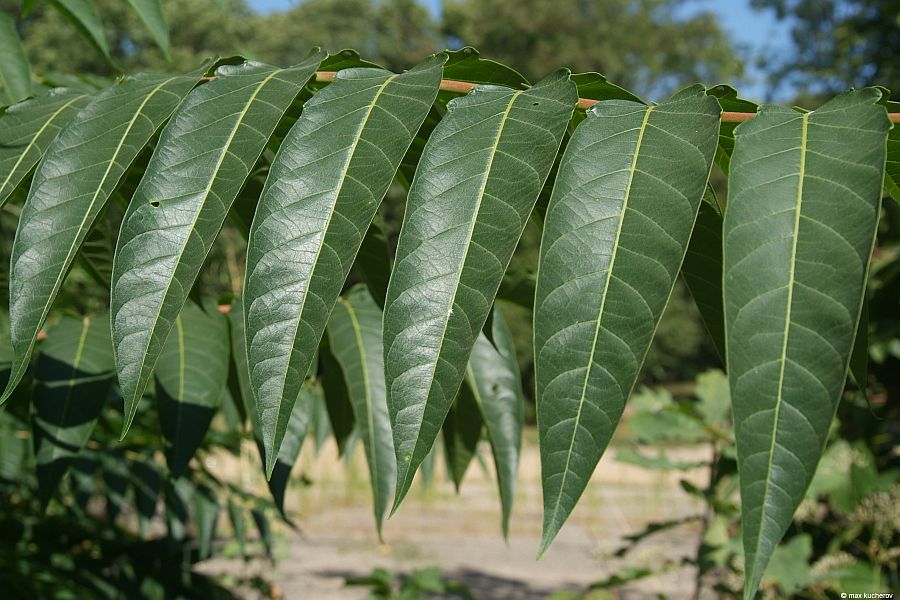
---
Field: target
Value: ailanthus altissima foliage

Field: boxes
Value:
[1,45,897,600]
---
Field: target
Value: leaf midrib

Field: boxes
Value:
[749,111,809,585]
[342,299,378,487]
[543,105,654,546]
[394,89,522,503]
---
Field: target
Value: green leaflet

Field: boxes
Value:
[465,306,524,538]
[0,13,32,105]
[384,70,576,512]
[681,186,726,360]
[130,458,161,536]
[320,344,357,455]
[47,0,111,62]
[706,84,758,174]
[124,0,170,58]
[354,214,392,309]
[31,313,114,508]
[111,53,324,436]
[0,89,92,208]
[878,93,899,202]
[2,68,207,405]
[242,54,444,476]
[266,384,315,518]
[534,85,720,554]
[0,312,11,390]
[723,89,890,600]
[155,301,229,477]
[193,483,219,560]
[441,381,482,490]
[227,498,247,557]
[326,285,394,536]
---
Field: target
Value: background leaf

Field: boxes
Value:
[47,0,111,62]
[465,306,524,538]
[32,313,114,507]
[0,89,92,208]
[0,13,32,105]
[326,285,395,536]
[124,0,171,58]
[155,301,229,477]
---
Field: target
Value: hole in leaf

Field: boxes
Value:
[532,102,539,106]
[149,200,160,207]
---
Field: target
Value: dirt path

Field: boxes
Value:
[205,436,713,600]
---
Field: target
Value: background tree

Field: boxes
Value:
[442,0,743,96]
[753,0,900,98]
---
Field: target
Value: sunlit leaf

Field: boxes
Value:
[723,89,890,599]
[534,85,719,553]
[384,70,576,511]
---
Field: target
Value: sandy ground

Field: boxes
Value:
[202,436,712,600]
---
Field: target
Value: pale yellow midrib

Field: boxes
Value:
[397,90,522,494]
[547,106,654,530]
[343,299,379,490]
[751,111,809,574]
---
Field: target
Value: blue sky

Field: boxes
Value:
[247,0,793,100]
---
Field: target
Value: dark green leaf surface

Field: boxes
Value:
[227,498,247,557]
[111,54,324,435]
[0,13,32,105]
[242,55,444,475]
[878,94,899,202]
[466,307,524,537]
[32,313,114,507]
[2,69,206,405]
[125,0,170,58]
[0,312,11,390]
[194,483,219,559]
[326,285,394,535]
[0,89,92,208]
[681,186,726,360]
[320,345,356,454]
[442,382,482,490]
[441,47,529,89]
[723,89,889,599]
[355,214,391,309]
[534,86,719,554]
[706,84,758,174]
[155,302,229,477]
[384,71,576,511]
[47,0,111,61]
[267,384,315,517]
